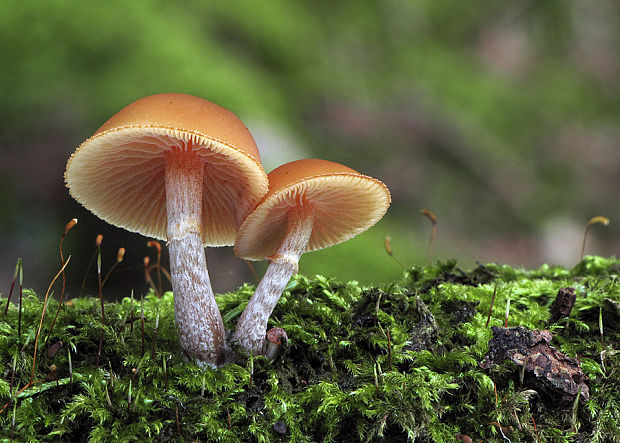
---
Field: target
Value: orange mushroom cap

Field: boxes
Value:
[65,93,268,246]
[235,159,391,260]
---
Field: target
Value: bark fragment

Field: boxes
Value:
[481,326,589,403]
[548,287,576,323]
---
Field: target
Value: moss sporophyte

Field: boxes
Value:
[1,257,619,441]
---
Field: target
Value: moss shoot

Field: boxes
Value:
[1,256,619,442]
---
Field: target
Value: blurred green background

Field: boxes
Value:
[1,1,619,299]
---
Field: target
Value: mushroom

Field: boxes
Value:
[233,159,390,354]
[65,93,268,366]
[265,327,288,361]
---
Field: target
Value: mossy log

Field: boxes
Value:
[0,256,619,441]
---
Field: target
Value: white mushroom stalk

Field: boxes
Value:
[234,205,314,354]
[165,150,226,366]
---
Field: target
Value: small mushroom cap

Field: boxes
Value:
[65,93,268,246]
[266,327,288,345]
[235,159,391,260]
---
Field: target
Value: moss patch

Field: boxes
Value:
[1,256,619,442]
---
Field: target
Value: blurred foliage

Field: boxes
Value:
[1,0,619,295]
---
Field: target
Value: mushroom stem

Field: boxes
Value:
[165,151,226,366]
[234,205,314,354]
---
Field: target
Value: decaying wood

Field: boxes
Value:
[548,287,577,324]
[481,326,589,403]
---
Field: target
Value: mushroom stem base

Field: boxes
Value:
[169,233,226,366]
[234,205,314,355]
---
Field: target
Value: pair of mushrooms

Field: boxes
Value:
[65,93,390,367]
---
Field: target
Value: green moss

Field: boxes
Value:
[1,256,619,441]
